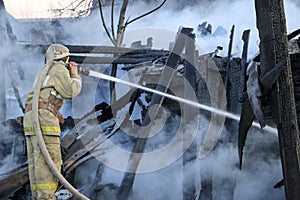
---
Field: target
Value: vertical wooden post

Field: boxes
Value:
[0,1,7,122]
[224,25,235,91]
[255,0,300,199]
[239,29,250,103]
[197,54,213,200]
[0,63,6,123]
[110,63,117,104]
[183,31,197,200]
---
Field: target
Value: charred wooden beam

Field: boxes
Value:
[110,62,118,104]
[0,164,29,196]
[117,27,191,200]
[253,29,300,62]
[237,30,251,169]
[61,88,138,150]
[0,64,6,123]
[199,176,212,200]
[67,45,167,56]
[67,45,134,54]
[183,31,197,200]
[239,30,250,101]
[22,44,169,68]
[69,55,158,64]
[224,25,235,91]
[23,44,135,54]
[68,49,168,65]
[23,44,168,55]
[255,0,300,199]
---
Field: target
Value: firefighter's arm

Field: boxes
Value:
[54,63,82,99]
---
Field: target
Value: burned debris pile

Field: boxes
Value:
[1,1,300,197]
[0,25,234,199]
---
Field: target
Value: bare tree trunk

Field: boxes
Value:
[98,0,166,105]
[116,0,129,47]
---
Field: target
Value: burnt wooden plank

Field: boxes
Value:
[69,55,163,65]
[0,165,28,195]
[255,0,300,199]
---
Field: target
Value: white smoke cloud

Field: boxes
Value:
[1,0,299,199]
[234,128,284,200]
[98,1,294,199]
[123,0,299,57]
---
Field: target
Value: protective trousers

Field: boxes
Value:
[25,135,61,200]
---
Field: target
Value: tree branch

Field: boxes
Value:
[98,0,117,46]
[125,0,167,26]
[111,0,116,41]
[52,0,92,18]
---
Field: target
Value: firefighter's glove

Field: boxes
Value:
[68,61,79,75]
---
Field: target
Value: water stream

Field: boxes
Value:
[87,69,277,134]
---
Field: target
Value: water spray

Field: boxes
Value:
[77,66,277,134]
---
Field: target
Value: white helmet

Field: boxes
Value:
[45,44,70,62]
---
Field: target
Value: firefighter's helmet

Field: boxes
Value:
[45,44,70,62]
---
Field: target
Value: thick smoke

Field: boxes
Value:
[124,0,299,57]
[1,0,299,199]
[91,0,296,199]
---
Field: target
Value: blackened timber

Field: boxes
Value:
[69,55,160,64]
[69,47,168,57]
[0,164,29,195]
[287,29,300,41]
[199,176,212,200]
[183,32,197,200]
[255,0,300,199]
[239,30,250,101]
[67,45,134,54]
[253,29,300,62]
[117,28,191,200]
[23,44,168,55]
[67,45,167,56]
[61,88,138,149]
[224,25,235,91]
[110,62,118,104]
[23,45,135,54]
[0,63,6,123]
[69,49,168,64]
[238,30,251,169]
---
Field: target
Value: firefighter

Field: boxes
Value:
[23,44,82,200]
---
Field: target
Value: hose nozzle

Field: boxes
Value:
[66,63,90,76]
[78,66,90,76]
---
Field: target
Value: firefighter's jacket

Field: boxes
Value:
[24,61,82,136]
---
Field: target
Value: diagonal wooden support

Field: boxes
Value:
[117,27,193,199]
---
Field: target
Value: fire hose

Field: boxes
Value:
[31,62,90,200]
